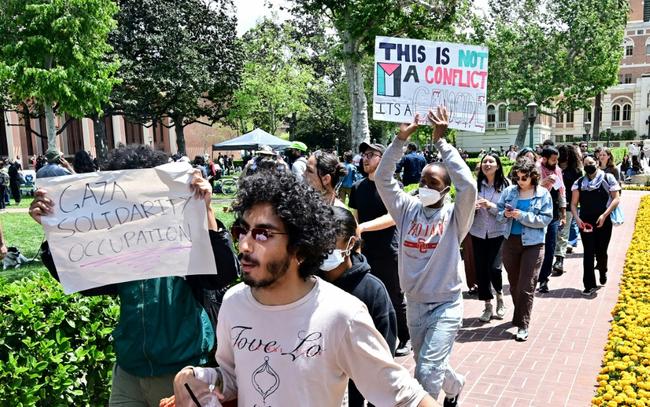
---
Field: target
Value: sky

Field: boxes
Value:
[234,0,490,36]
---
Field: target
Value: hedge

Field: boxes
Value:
[0,271,118,406]
[592,196,650,406]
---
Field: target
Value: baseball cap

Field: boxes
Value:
[288,141,307,152]
[45,148,63,163]
[359,141,386,155]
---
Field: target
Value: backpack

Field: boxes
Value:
[0,171,9,187]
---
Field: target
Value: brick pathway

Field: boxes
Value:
[397,190,648,407]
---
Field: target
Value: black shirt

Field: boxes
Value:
[348,178,398,257]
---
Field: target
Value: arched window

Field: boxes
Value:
[612,105,621,122]
[498,104,507,127]
[487,105,496,125]
[624,38,634,57]
[623,104,632,121]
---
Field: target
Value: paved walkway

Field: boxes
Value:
[398,190,648,407]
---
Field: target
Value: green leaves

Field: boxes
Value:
[0,271,118,405]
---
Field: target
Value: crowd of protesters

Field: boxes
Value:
[20,112,635,406]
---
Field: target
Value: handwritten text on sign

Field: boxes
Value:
[373,36,489,133]
[37,162,217,294]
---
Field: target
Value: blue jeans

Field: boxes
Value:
[406,298,464,399]
[568,218,579,247]
[538,220,559,284]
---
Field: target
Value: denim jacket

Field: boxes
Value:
[496,185,553,246]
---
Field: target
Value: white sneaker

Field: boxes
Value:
[479,303,493,322]
[515,328,529,341]
[495,294,506,319]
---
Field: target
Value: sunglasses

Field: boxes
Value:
[516,176,529,182]
[231,225,288,243]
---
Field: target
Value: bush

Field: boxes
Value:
[0,271,118,406]
[611,147,627,165]
[620,130,637,141]
[592,196,650,406]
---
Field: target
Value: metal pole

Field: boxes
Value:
[529,120,534,149]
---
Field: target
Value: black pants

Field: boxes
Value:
[471,235,504,301]
[348,380,374,407]
[580,217,613,290]
[9,181,20,204]
[365,252,410,346]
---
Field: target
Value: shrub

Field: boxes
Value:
[611,147,627,165]
[0,271,118,406]
[592,196,650,406]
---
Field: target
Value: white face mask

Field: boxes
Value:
[418,186,447,206]
[320,237,354,272]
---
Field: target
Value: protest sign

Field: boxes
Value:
[36,162,217,294]
[373,36,489,132]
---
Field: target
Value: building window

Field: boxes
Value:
[566,110,574,123]
[623,104,632,121]
[487,105,496,128]
[625,38,634,56]
[624,73,633,84]
[497,104,507,128]
[556,112,564,123]
[638,29,645,35]
[645,0,650,22]
[584,109,592,123]
[612,105,621,122]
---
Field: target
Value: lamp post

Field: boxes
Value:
[646,116,650,139]
[584,121,592,143]
[527,102,538,149]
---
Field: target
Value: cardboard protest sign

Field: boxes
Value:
[373,36,489,132]
[36,162,217,294]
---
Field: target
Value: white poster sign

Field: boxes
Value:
[373,36,489,133]
[37,162,217,294]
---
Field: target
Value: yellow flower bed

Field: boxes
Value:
[592,196,650,406]
[622,185,650,191]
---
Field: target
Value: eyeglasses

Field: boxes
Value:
[516,176,529,182]
[231,225,288,243]
[362,152,380,159]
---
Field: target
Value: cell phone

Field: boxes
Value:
[505,203,514,211]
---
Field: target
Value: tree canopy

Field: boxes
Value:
[0,0,120,148]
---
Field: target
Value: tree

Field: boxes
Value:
[0,0,120,149]
[227,20,313,136]
[109,0,242,154]
[288,0,464,149]
[484,0,628,146]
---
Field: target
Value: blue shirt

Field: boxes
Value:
[510,198,531,235]
[341,163,357,188]
[396,152,427,186]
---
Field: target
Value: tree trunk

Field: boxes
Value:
[43,103,57,149]
[92,113,108,163]
[592,93,601,141]
[342,32,369,150]
[514,114,529,148]
[173,117,186,155]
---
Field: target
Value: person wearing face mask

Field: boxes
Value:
[320,206,397,407]
[535,147,566,293]
[496,158,552,342]
[469,153,510,323]
[552,144,583,275]
[571,155,621,296]
[304,150,348,207]
[375,106,477,407]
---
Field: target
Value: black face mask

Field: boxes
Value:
[584,164,597,175]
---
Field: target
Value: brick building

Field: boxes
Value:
[457,0,650,152]
[0,109,238,168]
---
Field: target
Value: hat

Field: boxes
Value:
[179,156,191,163]
[359,141,386,155]
[256,145,276,156]
[45,148,63,163]
[287,141,307,152]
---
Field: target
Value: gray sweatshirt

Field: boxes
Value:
[375,138,477,304]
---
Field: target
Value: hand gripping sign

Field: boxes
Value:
[36,162,217,294]
[374,36,489,133]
